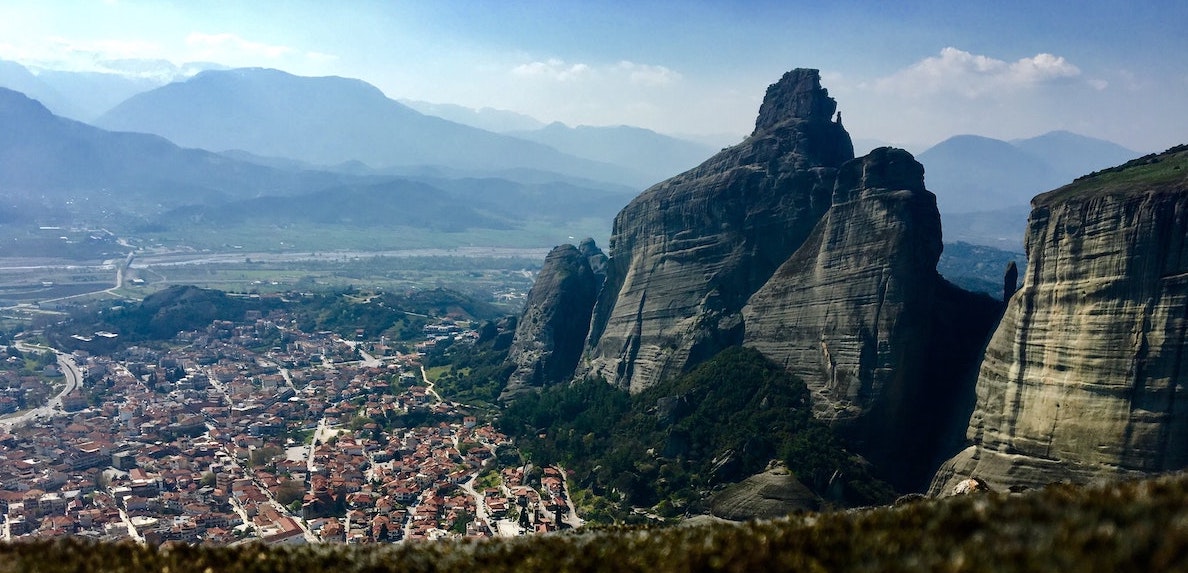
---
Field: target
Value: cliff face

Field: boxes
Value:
[933,147,1188,493]
[743,147,939,423]
[515,68,1000,489]
[743,148,1001,487]
[500,244,602,400]
[583,69,854,392]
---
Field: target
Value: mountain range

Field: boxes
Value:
[0,87,350,220]
[0,86,633,250]
[918,131,1138,214]
[93,68,653,187]
[0,57,1141,228]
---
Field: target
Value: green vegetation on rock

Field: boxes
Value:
[1036,144,1188,206]
[498,347,895,521]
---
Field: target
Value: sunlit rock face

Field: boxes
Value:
[501,243,602,401]
[743,147,1001,489]
[933,149,1188,494]
[568,68,1001,489]
[582,69,854,393]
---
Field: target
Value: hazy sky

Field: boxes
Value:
[1,1,1185,152]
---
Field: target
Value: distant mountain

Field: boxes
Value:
[96,68,649,187]
[399,99,546,133]
[1010,130,1140,180]
[506,123,717,186]
[160,175,633,233]
[0,87,352,224]
[0,58,229,121]
[0,60,79,119]
[33,68,161,121]
[919,131,1138,215]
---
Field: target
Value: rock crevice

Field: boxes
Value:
[932,148,1188,493]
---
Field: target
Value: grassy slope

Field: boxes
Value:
[7,469,1188,572]
[1034,144,1188,207]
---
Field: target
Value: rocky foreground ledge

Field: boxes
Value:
[5,472,1188,572]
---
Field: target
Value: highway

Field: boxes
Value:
[2,343,82,430]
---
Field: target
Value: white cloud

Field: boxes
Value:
[186,32,294,60]
[615,61,681,86]
[512,58,592,81]
[875,47,1081,98]
[306,51,338,64]
[0,36,166,75]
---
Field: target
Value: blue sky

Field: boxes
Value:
[1,0,1184,151]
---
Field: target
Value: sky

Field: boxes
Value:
[0,0,1185,152]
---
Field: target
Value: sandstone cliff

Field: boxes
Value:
[583,69,854,392]
[500,243,602,400]
[742,147,1002,487]
[933,146,1188,494]
[518,68,1000,489]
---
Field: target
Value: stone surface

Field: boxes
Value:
[742,147,1002,488]
[743,147,940,425]
[500,244,601,400]
[709,464,820,521]
[932,147,1188,494]
[516,68,1001,489]
[582,69,854,392]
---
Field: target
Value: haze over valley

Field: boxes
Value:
[1,3,1187,569]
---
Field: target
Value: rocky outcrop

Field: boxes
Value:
[578,237,608,283]
[501,244,602,400]
[743,147,940,423]
[514,68,1001,489]
[709,464,821,520]
[932,146,1188,494]
[583,69,854,392]
[742,148,1002,488]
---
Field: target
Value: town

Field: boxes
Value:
[0,303,580,544]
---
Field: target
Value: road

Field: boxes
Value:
[1,343,82,430]
[421,366,442,403]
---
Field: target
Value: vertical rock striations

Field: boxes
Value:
[583,69,854,392]
[933,147,1188,493]
[742,148,1002,487]
[515,68,1001,489]
[501,243,602,400]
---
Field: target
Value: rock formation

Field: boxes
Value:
[932,146,1188,494]
[709,464,821,520]
[583,68,854,392]
[742,147,1002,487]
[516,68,1001,489]
[500,243,602,400]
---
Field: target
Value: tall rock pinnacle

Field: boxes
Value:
[516,67,1001,490]
[753,68,839,133]
[581,68,854,392]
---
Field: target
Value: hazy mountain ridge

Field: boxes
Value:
[506,122,717,186]
[0,86,632,251]
[159,175,632,234]
[0,87,353,217]
[94,68,651,187]
[399,99,546,132]
[0,58,219,121]
[920,131,1138,215]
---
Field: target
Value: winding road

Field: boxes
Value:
[2,343,82,430]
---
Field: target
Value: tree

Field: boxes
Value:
[275,479,306,506]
